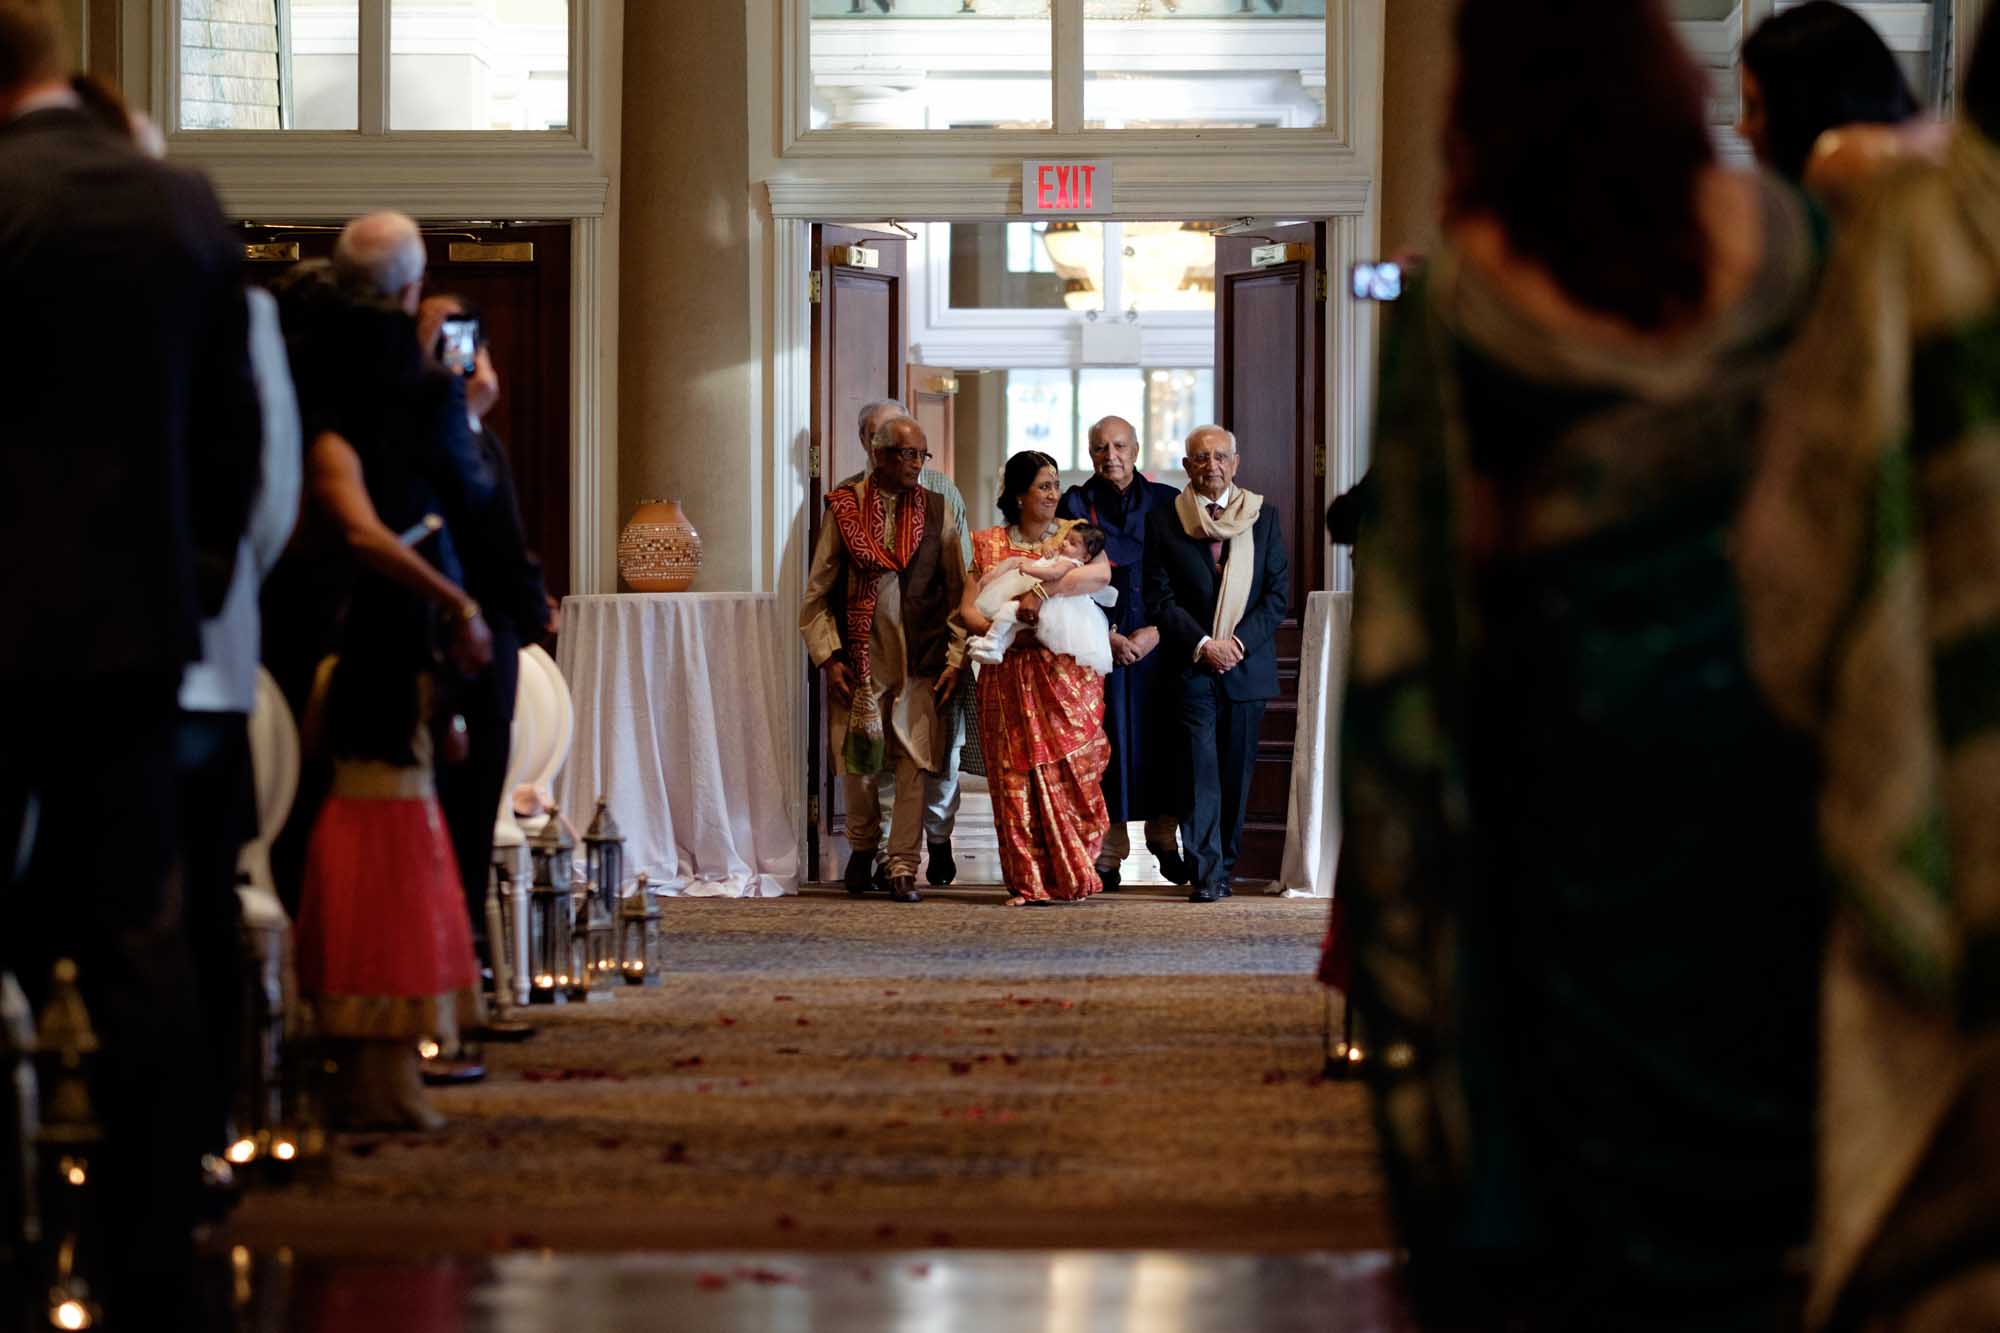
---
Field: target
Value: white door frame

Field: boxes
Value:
[761,194,1378,880]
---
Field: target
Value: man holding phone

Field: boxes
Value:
[418,294,552,1031]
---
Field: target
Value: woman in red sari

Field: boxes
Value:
[960,452,1115,905]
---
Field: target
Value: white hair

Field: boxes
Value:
[1185,424,1237,455]
[333,211,427,298]
[871,417,923,455]
[857,398,908,439]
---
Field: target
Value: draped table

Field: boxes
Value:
[1277,591,1352,899]
[556,593,798,897]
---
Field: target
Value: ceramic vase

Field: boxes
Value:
[617,499,703,592]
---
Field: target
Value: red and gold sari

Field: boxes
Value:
[970,525,1110,901]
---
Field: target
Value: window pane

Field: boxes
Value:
[949,222,1103,311]
[810,0,1051,131]
[1145,368,1214,475]
[182,0,354,131]
[1005,370,1077,472]
[390,0,570,131]
[1078,369,1146,461]
[1084,0,1326,130]
[1119,221,1216,313]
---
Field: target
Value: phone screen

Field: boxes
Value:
[437,318,480,375]
[1348,261,1403,303]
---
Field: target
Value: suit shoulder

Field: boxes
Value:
[1143,480,1181,505]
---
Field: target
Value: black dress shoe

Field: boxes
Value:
[1187,884,1228,903]
[926,840,957,886]
[888,875,923,904]
[844,849,877,896]
[1147,839,1192,886]
[1097,864,1121,893]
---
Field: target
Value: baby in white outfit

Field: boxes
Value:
[967,523,1117,676]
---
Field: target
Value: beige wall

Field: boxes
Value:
[618,1,756,589]
[1379,0,1453,258]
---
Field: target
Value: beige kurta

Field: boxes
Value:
[800,477,967,776]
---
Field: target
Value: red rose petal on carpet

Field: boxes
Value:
[718,1015,737,1026]
[875,1223,898,1239]
[776,1214,797,1231]
[949,1061,973,1075]
[774,995,794,1002]
[696,1273,729,1291]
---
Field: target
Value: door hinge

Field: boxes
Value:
[808,794,820,827]
[809,441,822,480]
[1315,269,1329,302]
[1315,446,1327,479]
[808,270,823,304]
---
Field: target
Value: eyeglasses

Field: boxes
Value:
[879,448,933,464]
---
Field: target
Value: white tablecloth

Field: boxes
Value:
[556,593,799,897]
[1278,591,1352,899]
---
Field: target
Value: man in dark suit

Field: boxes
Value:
[0,1,260,1318]
[1144,426,1289,903]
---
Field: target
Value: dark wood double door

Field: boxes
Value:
[806,220,1327,884]
[236,221,573,598]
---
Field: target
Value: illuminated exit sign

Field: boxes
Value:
[1022,160,1112,215]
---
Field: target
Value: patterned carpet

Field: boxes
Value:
[229,894,1388,1255]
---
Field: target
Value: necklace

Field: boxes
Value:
[1009,520,1056,549]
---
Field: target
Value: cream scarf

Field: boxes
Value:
[1176,486,1263,643]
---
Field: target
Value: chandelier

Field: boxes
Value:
[1042,220,1216,313]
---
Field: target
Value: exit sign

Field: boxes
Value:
[1022,160,1112,215]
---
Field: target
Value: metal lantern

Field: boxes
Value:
[35,960,101,1333]
[526,807,576,1005]
[582,797,625,917]
[565,888,618,1004]
[618,873,663,987]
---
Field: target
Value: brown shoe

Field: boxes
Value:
[888,875,922,904]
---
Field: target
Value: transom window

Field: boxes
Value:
[177,0,572,133]
[806,0,1329,133]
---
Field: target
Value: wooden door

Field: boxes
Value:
[1214,221,1327,881]
[806,225,909,881]
[237,222,574,598]
[906,364,959,480]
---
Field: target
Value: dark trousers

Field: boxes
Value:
[436,628,520,965]
[0,675,203,1324]
[1179,673,1266,890]
[175,710,254,1158]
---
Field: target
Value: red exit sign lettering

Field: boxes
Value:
[1021,160,1113,215]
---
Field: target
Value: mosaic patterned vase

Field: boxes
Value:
[617,499,703,592]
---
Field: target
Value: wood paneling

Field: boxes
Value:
[807,225,908,879]
[1215,222,1326,882]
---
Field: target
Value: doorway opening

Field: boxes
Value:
[804,217,1330,891]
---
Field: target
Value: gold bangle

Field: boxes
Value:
[458,599,482,623]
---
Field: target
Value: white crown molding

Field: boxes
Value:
[193,163,608,218]
[765,175,1371,221]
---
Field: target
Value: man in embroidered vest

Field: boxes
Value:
[1144,425,1289,903]
[802,417,967,904]
[834,399,973,890]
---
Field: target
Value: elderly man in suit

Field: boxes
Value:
[835,399,972,889]
[1144,425,1289,903]
[0,1,260,1317]
[802,417,968,903]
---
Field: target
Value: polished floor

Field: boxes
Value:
[217,1250,1418,1332]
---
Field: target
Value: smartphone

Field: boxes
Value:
[1348,261,1403,303]
[436,316,481,376]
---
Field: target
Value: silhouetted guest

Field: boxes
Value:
[1740,0,1941,197]
[1742,9,2000,1327]
[419,292,549,1016]
[1340,1,1825,1326]
[0,1,260,1319]
[1143,425,1289,905]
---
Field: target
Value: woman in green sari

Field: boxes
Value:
[1341,2,1826,1326]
